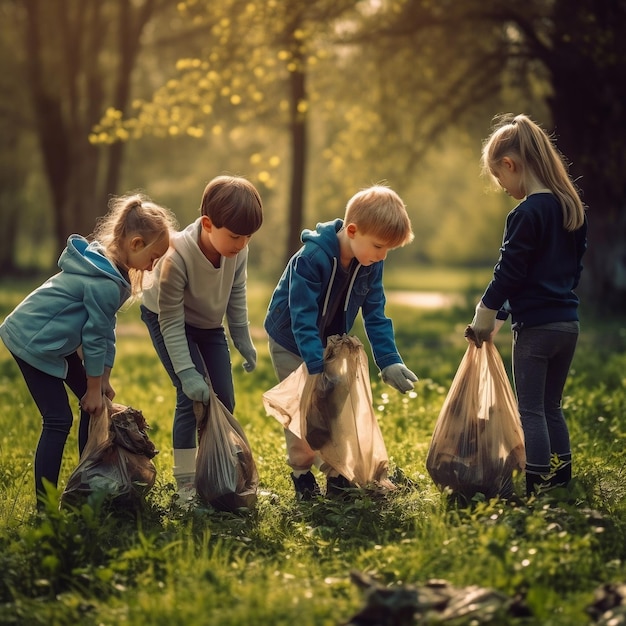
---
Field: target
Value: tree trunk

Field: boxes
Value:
[284,63,308,265]
[21,0,158,261]
[547,0,626,309]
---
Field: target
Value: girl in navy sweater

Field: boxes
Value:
[466,114,587,497]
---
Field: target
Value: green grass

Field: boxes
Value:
[1,269,625,625]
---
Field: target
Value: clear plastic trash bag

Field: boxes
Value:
[426,342,525,501]
[263,334,392,488]
[62,398,158,506]
[194,387,259,511]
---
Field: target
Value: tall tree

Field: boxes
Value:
[0,1,31,273]
[91,0,626,310]
[13,0,169,255]
[337,0,626,308]
[94,0,363,265]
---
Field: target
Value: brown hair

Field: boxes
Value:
[200,175,263,235]
[481,114,585,231]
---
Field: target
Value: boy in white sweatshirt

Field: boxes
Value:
[141,175,263,502]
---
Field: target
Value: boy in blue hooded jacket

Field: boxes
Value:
[264,184,418,499]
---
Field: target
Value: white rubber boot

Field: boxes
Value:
[173,448,197,507]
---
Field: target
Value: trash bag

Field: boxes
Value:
[587,582,626,625]
[426,342,525,501]
[263,334,392,488]
[61,398,158,505]
[194,387,259,512]
[344,570,531,625]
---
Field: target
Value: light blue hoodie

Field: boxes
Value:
[0,235,131,379]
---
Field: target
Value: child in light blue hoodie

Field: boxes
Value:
[264,184,418,500]
[0,193,176,505]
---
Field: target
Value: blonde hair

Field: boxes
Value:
[344,184,414,248]
[92,192,178,295]
[481,114,585,231]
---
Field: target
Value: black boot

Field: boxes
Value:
[526,462,572,497]
[546,462,571,489]
[526,472,547,498]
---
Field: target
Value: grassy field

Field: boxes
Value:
[1,268,625,625]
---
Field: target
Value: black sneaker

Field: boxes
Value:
[326,474,353,499]
[291,471,321,501]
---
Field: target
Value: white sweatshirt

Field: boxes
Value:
[142,218,249,374]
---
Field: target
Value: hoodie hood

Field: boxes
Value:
[300,218,343,259]
[59,235,129,287]
[0,234,131,380]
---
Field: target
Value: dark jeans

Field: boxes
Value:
[12,351,90,498]
[140,305,235,449]
[512,326,578,479]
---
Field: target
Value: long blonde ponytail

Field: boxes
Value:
[482,114,585,231]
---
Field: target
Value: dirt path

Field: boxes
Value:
[387,290,463,309]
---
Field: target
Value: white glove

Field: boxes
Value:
[380,363,418,394]
[466,301,498,348]
[178,367,210,404]
[230,325,257,372]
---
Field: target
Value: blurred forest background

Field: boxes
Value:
[1,0,625,312]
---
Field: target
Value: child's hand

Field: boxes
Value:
[101,366,115,400]
[381,364,418,394]
[230,325,257,372]
[178,367,211,404]
[466,301,498,347]
[81,389,105,415]
[240,345,257,372]
[102,380,115,400]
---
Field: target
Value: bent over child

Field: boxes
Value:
[264,184,418,500]
[140,175,263,502]
[0,194,176,505]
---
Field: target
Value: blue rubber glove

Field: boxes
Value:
[178,367,210,404]
[230,324,257,372]
[380,364,418,393]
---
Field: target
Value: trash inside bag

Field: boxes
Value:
[302,369,349,450]
[263,334,392,488]
[194,388,258,512]
[62,398,158,505]
[426,342,525,501]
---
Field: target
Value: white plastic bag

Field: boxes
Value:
[263,334,391,487]
[195,387,259,511]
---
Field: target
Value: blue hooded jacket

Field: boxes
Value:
[264,219,403,374]
[0,235,131,379]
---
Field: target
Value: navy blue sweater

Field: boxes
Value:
[482,193,587,328]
